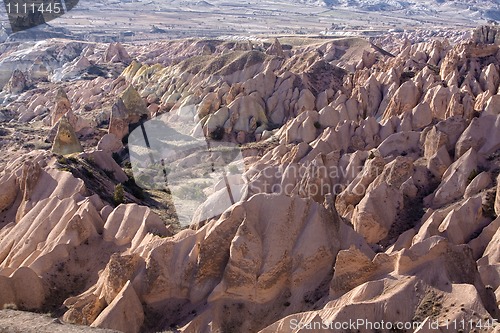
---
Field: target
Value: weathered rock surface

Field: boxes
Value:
[0,26,500,333]
[52,116,84,155]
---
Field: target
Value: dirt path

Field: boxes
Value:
[0,310,120,333]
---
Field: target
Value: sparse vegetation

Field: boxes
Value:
[176,182,209,201]
[113,183,125,205]
[57,156,68,164]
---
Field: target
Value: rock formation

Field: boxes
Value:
[51,116,83,155]
[0,26,499,333]
[3,69,27,94]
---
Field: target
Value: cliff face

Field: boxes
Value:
[0,27,499,332]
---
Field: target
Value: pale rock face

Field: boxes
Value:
[52,116,84,156]
[0,173,18,212]
[229,95,268,133]
[103,203,169,247]
[428,148,478,208]
[436,197,490,244]
[414,196,490,246]
[472,25,500,45]
[108,98,130,140]
[284,110,319,144]
[424,84,453,120]
[352,181,403,243]
[484,94,500,116]
[479,63,500,94]
[464,171,492,198]
[104,43,132,64]
[424,126,448,159]
[2,267,47,310]
[434,116,467,151]
[318,105,339,127]
[204,106,229,133]
[371,156,414,189]
[3,69,27,94]
[51,88,72,127]
[335,156,386,216]
[90,281,144,333]
[51,56,92,82]
[108,85,148,140]
[197,92,220,118]
[97,133,123,153]
[296,89,316,114]
[315,90,329,110]
[383,80,420,119]
[264,237,493,333]
[427,145,452,178]
[266,38,285,57]
[496,174,500,217]
[80,150,128,183]
[411,101,432,130]
[377,131,420,157]
[455,115,500,158]
[121,85,148,116]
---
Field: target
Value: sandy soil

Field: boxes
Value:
[0,310,120,333]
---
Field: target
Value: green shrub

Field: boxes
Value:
[113,184,125,205]
[57,156,67,164]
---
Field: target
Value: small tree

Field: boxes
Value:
[114,184,125,205]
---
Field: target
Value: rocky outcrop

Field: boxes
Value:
[3,69,27,94]
[51,88,72,126]
[51,116,83,155]
[108,85,148,140]
[496,174,500,216]
[264,237,498,333]
[266,38,284,57]
[104,43,131,64]
[1,25,500,333]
